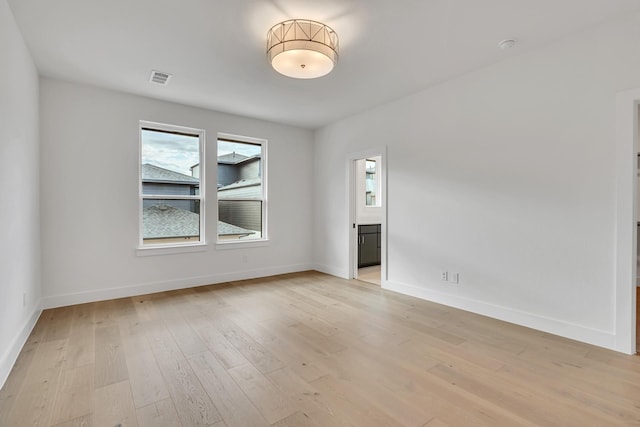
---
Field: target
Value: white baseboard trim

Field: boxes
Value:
[0,305,42,390]
[313,263,349,279]
[383,280,617,351]
[42,264,314,309]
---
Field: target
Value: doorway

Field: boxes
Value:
[349,149,386,286]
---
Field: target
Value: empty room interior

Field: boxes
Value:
[3,0,640,426]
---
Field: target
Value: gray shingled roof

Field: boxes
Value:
[217,177,262,199]
[143,205,199,239]
[142,163,199,184]
[217,152,249,165]
[143,205,254,239]
[217,177,261,191]
[217,221,256,236]
[217,152,261,165]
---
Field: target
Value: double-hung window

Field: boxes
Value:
[139,121,205,247]
[217,134,267,243]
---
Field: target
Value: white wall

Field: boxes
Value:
[40,79,314,307]
[356,156,382,225]
[0,0,41,386]
[313,13,640,351]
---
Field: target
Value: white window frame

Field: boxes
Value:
[137,120,206,254]
[216,132,268,248]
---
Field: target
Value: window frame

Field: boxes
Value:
[216,132,268,248]
[137,120,206,252]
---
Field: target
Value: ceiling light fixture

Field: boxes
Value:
[267,19,339,79]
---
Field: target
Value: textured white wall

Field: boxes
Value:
[314,13,640,351]
[40,79,314,306]
[0,0,41,386]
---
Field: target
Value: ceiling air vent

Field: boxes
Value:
[149,70,172,85]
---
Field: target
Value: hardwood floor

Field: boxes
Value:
[2,271,640,426]
[357,265,381,286]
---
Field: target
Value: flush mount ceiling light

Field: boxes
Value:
[267,19,339,79]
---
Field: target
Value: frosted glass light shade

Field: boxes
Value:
[267,19,339,79]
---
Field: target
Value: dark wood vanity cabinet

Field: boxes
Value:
[358,224,381,268]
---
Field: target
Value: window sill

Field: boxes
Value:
[215,239,270,250]
[136,242,208,257]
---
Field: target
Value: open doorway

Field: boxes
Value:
[349,150,386,286]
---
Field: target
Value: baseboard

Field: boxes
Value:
[0,305,42,390]
[313,263,349,279]
[42,263,314,309]
[383,280,617,351]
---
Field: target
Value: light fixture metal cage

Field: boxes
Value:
[267,19,339,78]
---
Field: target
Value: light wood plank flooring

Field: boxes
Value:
[357,265,381,286]
[2,271,640,426]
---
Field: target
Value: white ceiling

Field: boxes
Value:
[8,0,640,129]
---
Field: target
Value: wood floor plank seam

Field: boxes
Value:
[2,271,640,427]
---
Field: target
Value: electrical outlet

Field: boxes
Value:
[440,271,448,281]
[449,273,459,284]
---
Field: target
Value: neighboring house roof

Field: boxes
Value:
[143,205,254,239]
[217,152,260,165]
[217,152,249,164]
[142,163,199,184]
[218,177,262,199]
[143,205,199,239]
[217,221,255,236]
[218,177,261,191]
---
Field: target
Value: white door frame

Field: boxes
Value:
[347,147,387,285]
[614,89,639,354]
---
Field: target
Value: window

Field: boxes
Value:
[139,121,205,247]
[365,158,380,206]
[217,134,266,243]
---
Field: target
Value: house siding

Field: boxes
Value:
[142,182,195,195]
[238,158,260,180]
[218,164,239,186]
[218,200,262,232]
[142,181,198,213]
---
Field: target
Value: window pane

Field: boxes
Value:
[365,159,377,206]
[142,199,201,245]
[217,140,261,193]
[217,137,265,242]
[218,200,262,240]
[140,124,204,247]
[141,129,200,196]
